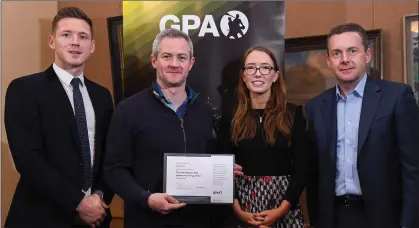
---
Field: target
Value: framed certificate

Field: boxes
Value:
[163,153,234,204]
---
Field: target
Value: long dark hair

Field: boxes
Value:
[231,46,292,145]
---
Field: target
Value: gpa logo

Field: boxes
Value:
[220,10,249,39]
[159,10,249,39]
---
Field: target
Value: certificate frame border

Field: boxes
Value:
[163,153,235,205]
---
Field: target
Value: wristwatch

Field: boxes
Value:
[93,190,104,202]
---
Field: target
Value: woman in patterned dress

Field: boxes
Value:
[217,46,308,228]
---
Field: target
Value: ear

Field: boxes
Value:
[365,47,372,64]
[48,34,55,49]
[241,71,246,82]
[273,70,279,82]
[90,40,96,54]
[150,54,157,69]
[326,52,331,68]
[188,56,195,71]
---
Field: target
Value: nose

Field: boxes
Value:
[340,52,349,63]
[254,68,262,77]
[169,58,180,67]
[70,35,80,46]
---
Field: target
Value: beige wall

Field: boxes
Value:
[1,2,57,226]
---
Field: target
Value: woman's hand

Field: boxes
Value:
[238,210,263,227]
[253,208,283,227]
[233,199,261,227]
[253,200,291,227]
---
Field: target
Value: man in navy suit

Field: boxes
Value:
[4,7,114,228]
[306,23,419,228]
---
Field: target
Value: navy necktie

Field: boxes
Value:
[71,78,92,192]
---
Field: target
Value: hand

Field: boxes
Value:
[237,210,262,227]
[234,163,244,176]
[147,193,186,214]
[254,208,284,227]
[76,194,108,228]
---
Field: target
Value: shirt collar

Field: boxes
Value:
[152,80,197,104]
[53,63,85,87]
[336,73,367,100]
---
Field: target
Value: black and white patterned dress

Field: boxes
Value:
[219,104,308,228]
[235,175,305,228]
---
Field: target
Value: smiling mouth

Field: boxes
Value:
[340,68,355,74]
[252,81,265,85]
[68,51,82,54]
[340,68,354,72]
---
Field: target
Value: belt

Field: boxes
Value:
[335,194,364,208]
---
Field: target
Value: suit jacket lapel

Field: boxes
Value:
[45,65,81,151]
[322,88,338,165]
[358,77,381,155]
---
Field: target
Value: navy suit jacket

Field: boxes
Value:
[306,76,419,228]
[4,65,114,228]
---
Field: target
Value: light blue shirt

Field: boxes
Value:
[335,74,367,196]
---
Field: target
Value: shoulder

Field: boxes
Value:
[286,102,304,113]
[367,78,414,106]
[307,87,334,106]
[116,88,151,110]
[286,102,306,119]
[10,71,46,85]
[7,71,47,94]
[84,78,112,96]
[110,89,154,125]
[373,78,410,93]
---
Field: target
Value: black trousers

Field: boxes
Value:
[334,195,368,228]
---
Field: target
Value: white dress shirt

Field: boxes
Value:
[53,63,95,195]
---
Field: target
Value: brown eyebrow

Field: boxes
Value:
[60,30,89,36]
[331,46,358,52]
[161,52,187,55]
[245,63,273,66]
[246,62,272,65]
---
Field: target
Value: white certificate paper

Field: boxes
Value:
[164,154,234,204]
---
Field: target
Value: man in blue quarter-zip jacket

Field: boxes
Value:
[103,28,242,227]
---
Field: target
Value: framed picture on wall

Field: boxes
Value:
[403,14,418,105]
[284,29,383,105]
[107,16,123,105]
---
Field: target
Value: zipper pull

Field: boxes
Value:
[180,118,184,129]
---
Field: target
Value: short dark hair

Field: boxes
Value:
[52,7,93,37]
[326,23,368,54]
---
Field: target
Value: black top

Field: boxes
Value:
[103,87,216,227]
[217,103,309,206]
